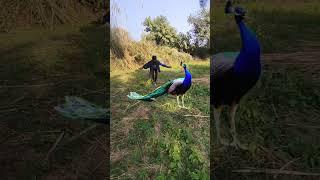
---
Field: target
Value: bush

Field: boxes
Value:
[110,28,194,70]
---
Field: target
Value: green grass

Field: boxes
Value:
[211,63,320,179]
[212,0,320,53]
[0,23,108,179]
[111,61,210,179]
[211,1,320,179]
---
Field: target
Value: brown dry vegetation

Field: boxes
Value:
[0,0,107,32]
[0,1,109,179]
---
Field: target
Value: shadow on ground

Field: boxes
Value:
[0,23,109,179]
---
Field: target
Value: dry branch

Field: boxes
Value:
[61,124,97,147]
[46,131,65,160]
[183,114,210,118]
[232,168,320,176]
[274,158,301,178]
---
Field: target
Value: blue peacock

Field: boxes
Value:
[54,63,191,122]
[128,62,192,108]
[211,0,261,149]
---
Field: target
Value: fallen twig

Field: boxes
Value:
[9,95,26,105]
[78,89,105,96]
[183,114,209,118]
[232,168,320,176]
[286,124,320,129]
[271,103,279,120]
[0,78,90,89]
[124,101,141,113]
[90,158,108,176]
[61,124,97,147]
[46,131,65,160]
[274,157,301,178]
[0,108,17,114]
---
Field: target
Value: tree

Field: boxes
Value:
[143,15,178,47]
[175,32,192,53]
[187,9,210,48]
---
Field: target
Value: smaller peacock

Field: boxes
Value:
[128,62,192,108]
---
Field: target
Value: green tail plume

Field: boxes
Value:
[55,96,109,124]
[127,80,173,101]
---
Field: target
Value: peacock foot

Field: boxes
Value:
[181,106,189,109]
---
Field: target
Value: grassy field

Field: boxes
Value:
[110,59,210,179]
[0,23,108,179]
[212,0,320,53]
[211,1,320,179]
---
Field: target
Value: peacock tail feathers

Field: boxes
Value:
[127,80,173,101]
[54,96,109,124]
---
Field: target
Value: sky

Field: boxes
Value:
[111,0,209,41]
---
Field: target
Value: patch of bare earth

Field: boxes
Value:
[193,76,209,85]
[111,148,129,163]
[154,122,161,137]
[121,105,150,135]
[111,105,150,164]
[262,50,320,79]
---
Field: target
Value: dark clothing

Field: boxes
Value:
[142,59,170,72]
[142,59,171,83]
[150,69,158,83]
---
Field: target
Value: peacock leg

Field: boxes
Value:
[214,107,229,145]
[181,95,186,108]
[229,103,248,150]
[176,96,181,107]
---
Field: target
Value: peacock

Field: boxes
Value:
[128,63,192,108]
[211,0,261,149]
[54,96,109,124]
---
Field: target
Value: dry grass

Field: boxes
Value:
[0,22,108,179]
[110,28,195,70]
[110,58,210,179]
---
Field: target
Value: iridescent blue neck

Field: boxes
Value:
[182,67,192,87]
[234,20,261,75]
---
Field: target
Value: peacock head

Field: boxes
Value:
[234,7,246,22]
[225,0,246,23]
[180,61,187,69]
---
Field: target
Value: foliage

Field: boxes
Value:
[143,16,178,47]
[110,27,193,70]
[187,9,210,48]
[175,32,193,53]
[142,11,210,58]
